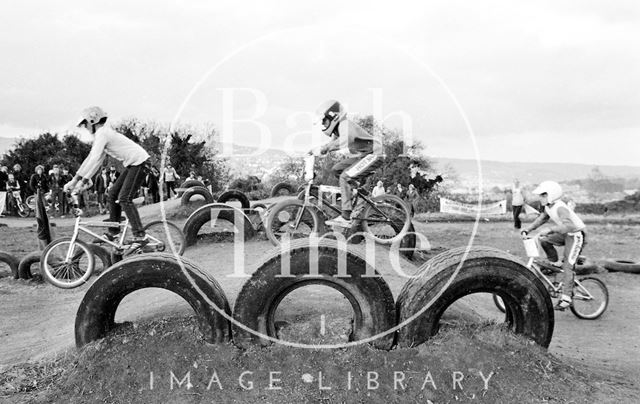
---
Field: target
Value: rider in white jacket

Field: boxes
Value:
[521,181,586,310]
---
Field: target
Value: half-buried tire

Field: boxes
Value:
[270,182,295,197]
[396,246,554,348]
[75,253,231,348]
[232,239,396,350]
[18,250,42,280]
[180,180,205,190]
[0,251,20,279]
[217,189,250,209]
[181,186,215,206]
[183,203,256,246]
[86,243,112,274]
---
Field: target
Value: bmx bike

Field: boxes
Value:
[494,235,609,320]
[265,155,412,246]
[40,216,186,289]
[7,190,31,218]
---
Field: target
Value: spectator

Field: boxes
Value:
[406,183,419,216]
[161,163,180,200]
[6,173,21,215]
[512,179,525,229]
[187,170,197,181]
[60,167,73,214]
[108,166,120,191]
[386,187,393,194]
[12,164,27,201]
[49,165,64,216]
[94,167,110,214]
[0,166,8,217]
[372,180,385,197]
[394,183,406,199]
[145,166,160,204]
[29,165,49,195]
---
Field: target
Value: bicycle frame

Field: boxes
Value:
[69,216,130,251]
[292,156,398,230]
[524,237,597,301]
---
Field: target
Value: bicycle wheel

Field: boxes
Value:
[143,220,186,255]
[570,277,609,320]
[360,194,411,245]
[41,237,95,289]
[265,198,324,246]
[493,294,506,313]
[17,203,30,218]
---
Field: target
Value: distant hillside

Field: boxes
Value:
[433,158,640,187]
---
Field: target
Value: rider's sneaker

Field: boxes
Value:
[555,294,572,311]
[326,216,352,228]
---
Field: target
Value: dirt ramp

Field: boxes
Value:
[396,246,555,348]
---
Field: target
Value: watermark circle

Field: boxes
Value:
[160,24,483,349]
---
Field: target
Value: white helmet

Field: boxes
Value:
[77,106,108,127]
[315,100,346,136]
[533,180,562,203]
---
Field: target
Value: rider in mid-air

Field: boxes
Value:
[521,181,586,310]
[309,100,383,228]
[64,106,151,246]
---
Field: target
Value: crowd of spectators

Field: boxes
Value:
[0,161,203,218]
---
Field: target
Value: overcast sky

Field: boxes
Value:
[1,0,639,165]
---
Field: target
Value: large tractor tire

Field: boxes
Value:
[75,253,231,348]
[232,239,396,350]
[396,246,555,348]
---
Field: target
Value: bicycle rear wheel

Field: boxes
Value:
[360,194,411,245]
[41,237,95,288]
[570,277,609,320]
[144,220,186,255]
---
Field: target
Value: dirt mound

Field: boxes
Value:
[2,317,637,403]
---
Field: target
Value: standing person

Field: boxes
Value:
[145,166,160,204]
[394,183,406,199]
[94,167,110,214]
[372,180,385,197]
[512,179,525,229]
[49,165,64,216]
[29,165,50,195]
[0,166,8,217]
[65,106,151,245]
[60,166,73,215]
[405,183,419,216]
[6,173,21,215]
[12,164,27,202]
[161,163,180,200]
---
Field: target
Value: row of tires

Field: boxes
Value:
[74,242,557,350]
[178,181,298,209]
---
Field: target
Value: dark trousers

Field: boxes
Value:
[512,205,523,229]
[150,187,160,204]
[165,181,176,199]
[108,162,148,237]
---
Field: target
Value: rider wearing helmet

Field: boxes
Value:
[521,180,586,310]
[65,106,151,245]
[310,100,383,227]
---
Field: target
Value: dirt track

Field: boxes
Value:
[1,205,639,389]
